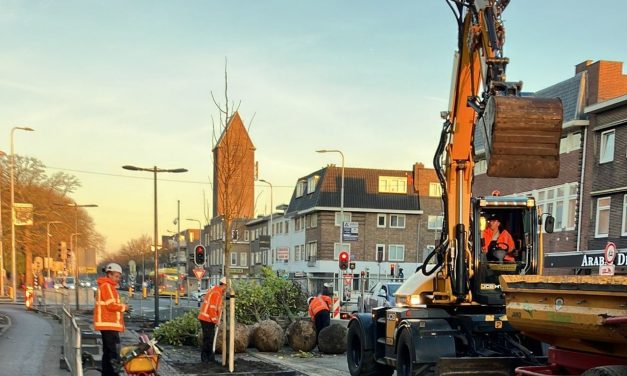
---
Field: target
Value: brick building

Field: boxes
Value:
[474,60,627,273]
[212,111,255,219]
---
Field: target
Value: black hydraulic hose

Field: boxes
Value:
[421,120,451,276]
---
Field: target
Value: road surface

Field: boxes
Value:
[0,305,69,376]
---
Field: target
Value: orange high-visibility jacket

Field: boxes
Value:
[320,295,332,308]
[198,285,224,324]
[482,228,516,261]
[308,296,330,320]
[94,277,126,332]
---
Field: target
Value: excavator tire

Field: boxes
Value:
[581,366,627,376]
[478,96,563,178]
[346,322,393,376]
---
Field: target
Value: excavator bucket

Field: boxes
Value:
[478,96,563,178]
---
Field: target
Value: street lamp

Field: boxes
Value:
[316,150,345,256]
[0,150,6,296]
[258,179,273,251]
[10,126,34,303]
[46,221,63,279]
[56,202,98,311]
[122,165,188,327]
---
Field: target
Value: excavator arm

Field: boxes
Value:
[423,0,562,304]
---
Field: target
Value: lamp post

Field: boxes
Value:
[316,150,345,255]
[56,202,98,310]
[10,126,34,303]
[0,150,6,296]
[259,179,273,254]
[46,221,63,279]
[123,165,188,327]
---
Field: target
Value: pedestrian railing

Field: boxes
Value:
[61,306,84,376]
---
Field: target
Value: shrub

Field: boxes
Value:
[153,309,200,346]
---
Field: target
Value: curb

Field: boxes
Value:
[0,312,12,337]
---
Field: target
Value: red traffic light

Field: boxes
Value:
[194,245,206,266]
[339,251,349,271]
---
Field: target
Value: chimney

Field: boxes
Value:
[575,60,593,74]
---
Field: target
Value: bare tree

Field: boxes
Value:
[209,61,255,280]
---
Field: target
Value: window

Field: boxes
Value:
[295,245,301,261]
[429,182,442,197]
[375,244,385,262]
[525,183,578,231]
[473,160,487,175]
[244,230,250,241]
[334,243,351,260]
[377,214,386,228]
[600,130,615,164]
[309,213,318,228]
[230,252,238,266]
[295,217,305,231]
[240,253,247,267]
[427,215,444,230]
[378,176,408,194]
[306,241,318,261]
[388,245,405,261]
[595,197,611,238]
[307,175,319,194]
[335,212,352,226]
[296,180,306,197]
[390,214,406,228]
[623,195,627,236]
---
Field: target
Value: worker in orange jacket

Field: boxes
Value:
[308,294,331,339]
[482,214,516,262]
[198,277,228,363]
[94,263,128,376]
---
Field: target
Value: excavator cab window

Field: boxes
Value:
[472,205,537,305]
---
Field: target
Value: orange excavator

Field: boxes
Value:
[346,1,565,375]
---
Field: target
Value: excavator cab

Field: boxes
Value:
[471,196,541,305]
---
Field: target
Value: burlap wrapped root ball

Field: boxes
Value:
[286,319,317,352]
[318,323,347,354]
[211,322,250,353]
[252,319,285,352]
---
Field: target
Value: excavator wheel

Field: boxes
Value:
[478,96,563,178]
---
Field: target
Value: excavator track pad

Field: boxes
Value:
[478,96,563,178]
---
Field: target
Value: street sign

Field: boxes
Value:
[599,264,615,276]
[342,222,359,241]
[193,267,206,280]
[604,242,617,265]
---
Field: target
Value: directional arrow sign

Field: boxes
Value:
[193,267,206,280]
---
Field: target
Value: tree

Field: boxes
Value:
[0,155,103,286]
[210,61,255,280]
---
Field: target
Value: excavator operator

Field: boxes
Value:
[482,214,516,262]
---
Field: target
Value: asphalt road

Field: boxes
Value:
[0,305,69,376]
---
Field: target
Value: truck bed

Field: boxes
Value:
[500,275,627,358]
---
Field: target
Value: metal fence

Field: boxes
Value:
[30,288,89,376]
[61,306,84,376]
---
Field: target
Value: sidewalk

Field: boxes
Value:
[248,348,350,376]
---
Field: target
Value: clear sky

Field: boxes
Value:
[1,0,625,255]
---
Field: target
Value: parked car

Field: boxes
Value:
[358,282,402,312]
[191,288,209,302]
[64,276,76,290]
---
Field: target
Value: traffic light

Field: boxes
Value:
[194,245,206,266]
[390,263,396,277]
[58,241,67,260]
[339,251,349,271]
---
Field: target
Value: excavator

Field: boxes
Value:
[346,1,564,375]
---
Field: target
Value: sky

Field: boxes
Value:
[1,0,626,255]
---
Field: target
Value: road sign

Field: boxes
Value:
[604,242,617,265]
[193,267,206,280]
[599,264,615,276]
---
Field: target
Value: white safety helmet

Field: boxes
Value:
[307,297,314,305]
[104,263,123,274]
[219,277,227,285]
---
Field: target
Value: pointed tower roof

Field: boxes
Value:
[213,111,256,151]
